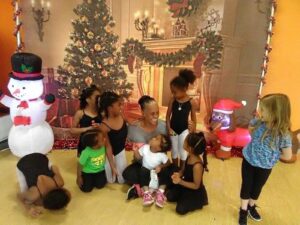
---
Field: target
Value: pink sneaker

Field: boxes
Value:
[143,191,154,206]
[155,190,166,208]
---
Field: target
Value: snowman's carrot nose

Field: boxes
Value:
[13,89,20,95]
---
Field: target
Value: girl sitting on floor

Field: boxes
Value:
[167,132,208,215]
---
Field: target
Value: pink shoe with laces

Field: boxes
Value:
[155,190,166,208]
[143,191,154,206]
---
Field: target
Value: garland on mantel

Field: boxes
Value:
[121,30,223,73]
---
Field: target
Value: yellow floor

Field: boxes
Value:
[0,149,299,225]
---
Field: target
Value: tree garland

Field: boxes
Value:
[167,0,203,18]
[121,30,223,70]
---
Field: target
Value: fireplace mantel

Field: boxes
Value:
[143,37,196,51]
[142,35,244,51]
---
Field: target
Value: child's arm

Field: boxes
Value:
[280,147,292,161]
[51,165,64,187]
[100,124,118,176]
[172,163,203,190]
[248,118,260,134]
[155,160,171,173]
[133,147,142,160]
[166,98,174,135]
[190,99,197,132]
[17,190,42,217]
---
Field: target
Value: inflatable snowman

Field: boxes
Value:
[0,53,55,157]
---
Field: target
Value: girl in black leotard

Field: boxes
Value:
[16,153,71,216]
[70,85,102,156]
[166,69,197,170]
[99,91,128,183]
[167,132,208,215]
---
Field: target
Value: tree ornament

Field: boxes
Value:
[105,25,112,33]
[83,56,91,65]
[76,40,83,47]
[71,88,79,98]
[85,76,93,86]
[80,16,88,22]
[101,70,108,77]
[108,57,114,65]
[87,31,94,39]
[94,43,102,51]
[67,65,75,73]
[67,77,72,84]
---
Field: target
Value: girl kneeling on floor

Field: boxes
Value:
[77,129,115,192]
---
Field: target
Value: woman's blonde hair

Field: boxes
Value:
[259,93,291,146]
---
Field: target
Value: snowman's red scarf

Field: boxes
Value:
[17,99,38,109]
[14,99,38,126]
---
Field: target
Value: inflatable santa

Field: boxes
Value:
[0,53,55,157]
[210,99,251,159]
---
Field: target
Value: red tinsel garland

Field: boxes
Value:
[11,0,24,52]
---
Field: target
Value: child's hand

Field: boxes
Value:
[132,143,139,151]
[91,120,101,129]
[155,166,161,174]
[168,128,176,136]
[188,120,196,132]
[171,172,181,184]
[112,167,119,178]
[28,206,43,217]
[76,175,83,187]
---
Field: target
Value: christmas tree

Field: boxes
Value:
[57,0,133,99]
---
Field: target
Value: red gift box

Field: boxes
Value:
[59,115,73,128]
[59,99,80,117]
[46,99,60,126]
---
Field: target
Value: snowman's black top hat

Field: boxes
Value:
[9,52,44,81]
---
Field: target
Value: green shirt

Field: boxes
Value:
[79,146,106,173]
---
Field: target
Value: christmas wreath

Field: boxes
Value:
[167,0,203,18]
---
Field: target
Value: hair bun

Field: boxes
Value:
[179,69,196,84]
[138,95,154,108]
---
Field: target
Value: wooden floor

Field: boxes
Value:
[0,149,299,225]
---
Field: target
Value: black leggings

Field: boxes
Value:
[80,170,107,193]
[240,159,272,200]
[123,162,178,188]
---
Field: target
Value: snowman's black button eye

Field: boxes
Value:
[12,85,14,88]
[22,87,26,90]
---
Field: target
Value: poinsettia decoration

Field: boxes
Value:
[167,0,202,18]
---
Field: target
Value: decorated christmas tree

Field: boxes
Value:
[57,0,133,99]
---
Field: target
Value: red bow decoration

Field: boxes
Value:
[17,101,29,109]
[169,0,189,17]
